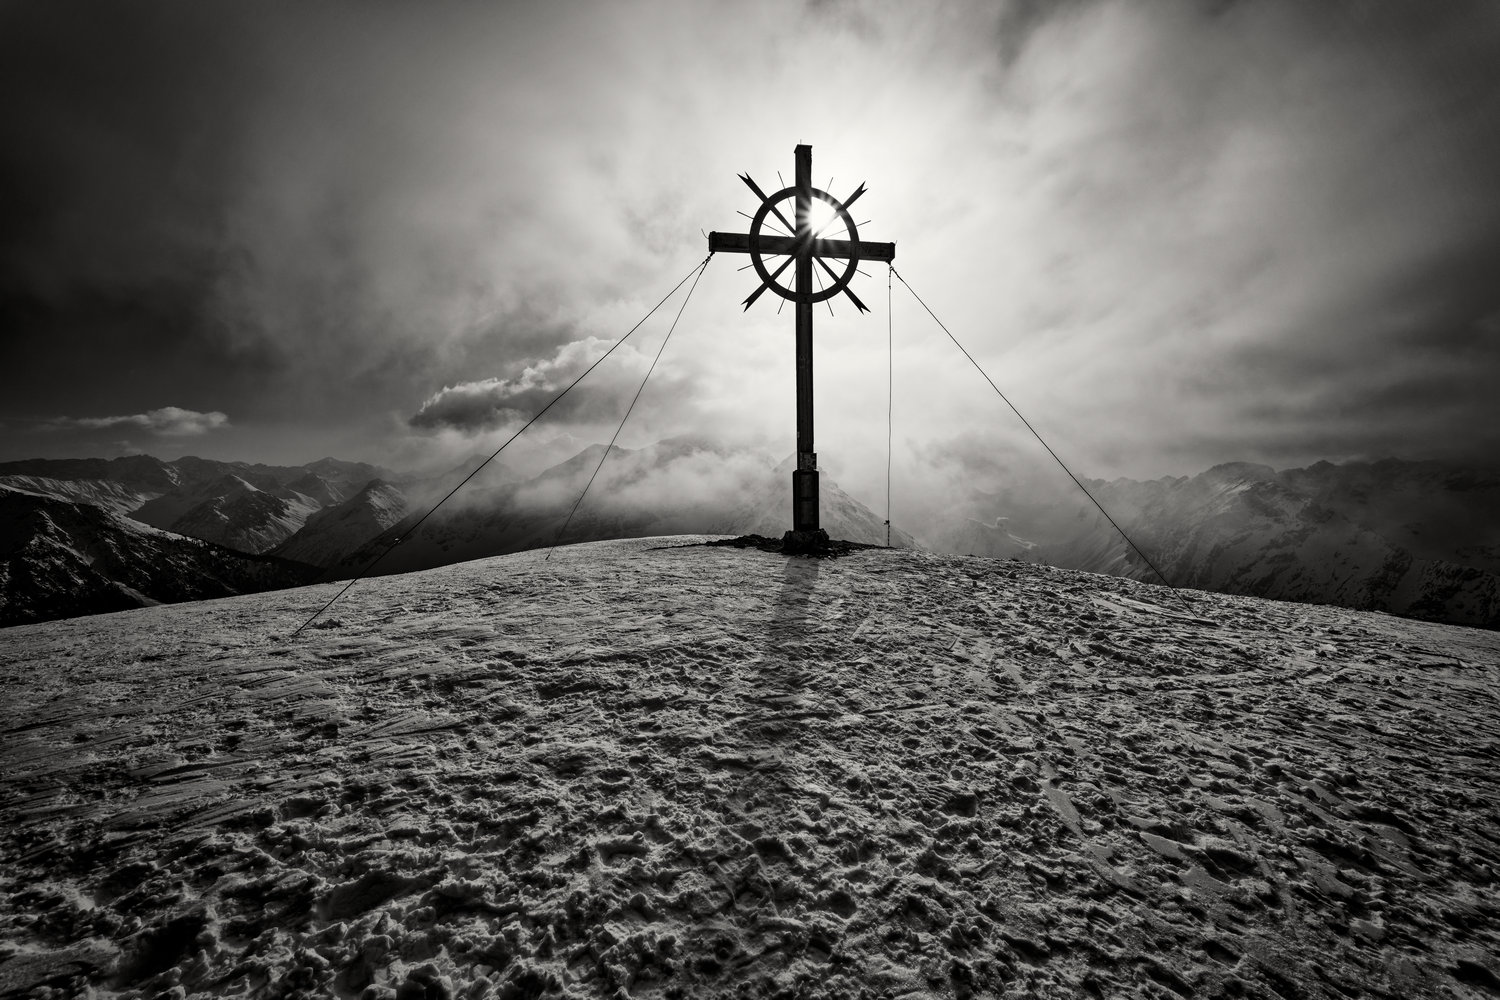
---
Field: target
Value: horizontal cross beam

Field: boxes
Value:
[708,231,896,263]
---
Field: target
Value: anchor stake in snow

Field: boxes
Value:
[709,144,895,538]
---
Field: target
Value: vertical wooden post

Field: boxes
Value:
[792,143,819,532]
[711,145,893,542]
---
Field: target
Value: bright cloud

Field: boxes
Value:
[53,407,230,437]
[408,337,626,432]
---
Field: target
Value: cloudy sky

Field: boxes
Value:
[4,0,1499,499]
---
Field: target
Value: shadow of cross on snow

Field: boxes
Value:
[699,556,831,916]
[751,555,825,740]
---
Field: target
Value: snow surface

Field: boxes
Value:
[2,539,1499,999]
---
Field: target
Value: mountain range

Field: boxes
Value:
[2,447,1496,629]
[0,455,397,627]
[0,455,392,551]
[933,459,1500,629]
[0,488,319,627]
[0,443,907,627]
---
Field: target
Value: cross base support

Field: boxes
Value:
[792,469,819,532]
[780,527,831,556]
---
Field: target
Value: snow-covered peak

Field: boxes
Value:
[2,538,1496,997]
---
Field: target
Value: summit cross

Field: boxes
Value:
[707,144,896,539]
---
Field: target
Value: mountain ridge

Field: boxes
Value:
[0,485,320,627]
[0,454,402,559]
[2,449,1496,629]
[938,457,1500,629]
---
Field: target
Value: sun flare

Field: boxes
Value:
[804,197,841,236]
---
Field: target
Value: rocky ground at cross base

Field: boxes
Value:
[2,537,1498,999]
[706,531,882,557]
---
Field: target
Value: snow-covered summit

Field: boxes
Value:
[1,539,1496,997]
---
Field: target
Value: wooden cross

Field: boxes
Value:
[708,144,896,537]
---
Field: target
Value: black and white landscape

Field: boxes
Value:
[4,448,1499,996]
[5,2,1500,998]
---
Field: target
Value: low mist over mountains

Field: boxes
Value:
[316,442,915,579]
[2,446,1496,629]
[0,444,904,627]
[936,459,1500,630]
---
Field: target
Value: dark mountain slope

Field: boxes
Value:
[0,486,319,627]
[132,474,323,554]
[271,480,412,569]
[0,455,398,556]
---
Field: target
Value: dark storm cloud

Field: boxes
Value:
[406,342,616,434]
[0,2,619,451]
[0,4,256,292]
[409,380,526,433]
[0,3,292,431]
